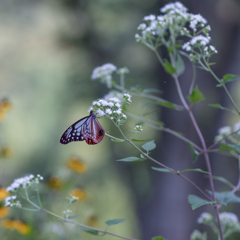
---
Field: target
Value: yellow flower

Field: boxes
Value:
[86,214,98,227]
[0,206,9,218]
[0,188,9,201]
[0,100,11,111]
[2,219,31,235]
[0,111,4,121]
[15,220,31,234]
[1,146,13,158]
[67,157,87,173]
[70,188,88,201]
[47,176,63,189]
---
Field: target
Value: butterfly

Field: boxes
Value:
[60,111,105,145]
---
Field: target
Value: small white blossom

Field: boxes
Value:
[123,93,132,104]
[190,35,210,46]
[105,108,112,115]
[96,109,105,118]
[182,42,191,51]
[115,103,121,108]
[143,14,156,21]
[114,109,122,115]
[197,212,213,224]
[109,97,120,103]
[134,125,143,132]
[209,45,218,53]
[5,195,21,207]
[219,212,240,231]
[190,230,207,240]
[137,23,147,30]
[218,126,231,136]
[117,67,130,75]
[122,114,127,119]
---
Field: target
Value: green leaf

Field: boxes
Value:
[219,143,240,154]
[208,104,235,113]
[149,119,164,126]
[182,168,209,174]
[116,157,142,162]
[151,167,172,173]
[175,53,185,76]
[164,60,176,74]
[142,100,152,107]
[78,227,99,235]
[131,138,151,142]
[208,62,216,66]
[187,143,199,163]
[68,215,80,220]
[223,74,238,83]
[188,195,217,210]
[188,86,205,104]
[111,139,125,142]
[152,236,165,240]
[215,191,240,205]
[154,101,176,109]
[105,219,127,226]
[142,140,156,151]
[212,176,234,188]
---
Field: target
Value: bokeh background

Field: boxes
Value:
[1,0,240,239]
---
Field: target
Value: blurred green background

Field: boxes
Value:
[1,0,240,239]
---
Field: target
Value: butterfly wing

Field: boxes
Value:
[60,116,89,144]
[83,117,105,145]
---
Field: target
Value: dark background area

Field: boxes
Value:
[1,0,240,239]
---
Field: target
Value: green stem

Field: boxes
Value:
[24,194,137,240]
[116,125,211,201]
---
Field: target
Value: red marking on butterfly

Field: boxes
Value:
[60,111,105,145]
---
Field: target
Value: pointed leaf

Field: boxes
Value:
[116,157,142,162]
[188,195,217,210]
[111,139,125,142]
[164,60,176,74]
[208,104,235,113]
[155,101,176,109]
[152,167,172,173]
[105,219,127,226]
[152,236,165,240]
[131,138,151,142]
[215,191,240,205]
[78,227,99,235]
[223,74,238,83]
[187,143,199,163]
[188,86,205,104]
[219,144,240,154]
[182,168,209,174]
[142,140,156,151]
[176,53,185,76]
[212,176,234,188]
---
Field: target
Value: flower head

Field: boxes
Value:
[197,212,214,224]
[2,219,31,234]
[134,125,143,132]
[67,157,87,173]
[91,63,117,88]
[90,94,131,126]
[6,174,43,193]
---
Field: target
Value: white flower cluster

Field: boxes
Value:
[5,195,22,207]
[63,209,72,215]
[6,174,44,192]
[134,125,143,132]
[103,91,124,102]
[197,212,214,224]
[91,63,117,88]
[136,2,208,41]
[190,229,207,240]
[219,212,240,230]
[90,95,132,125]
[135,2,216,60]
[117,67,129,75]
[123,93,132,105]
[214,121,240,143]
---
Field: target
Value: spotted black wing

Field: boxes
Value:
[60,116,89,144]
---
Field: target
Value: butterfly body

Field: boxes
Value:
[60,111,105,145]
